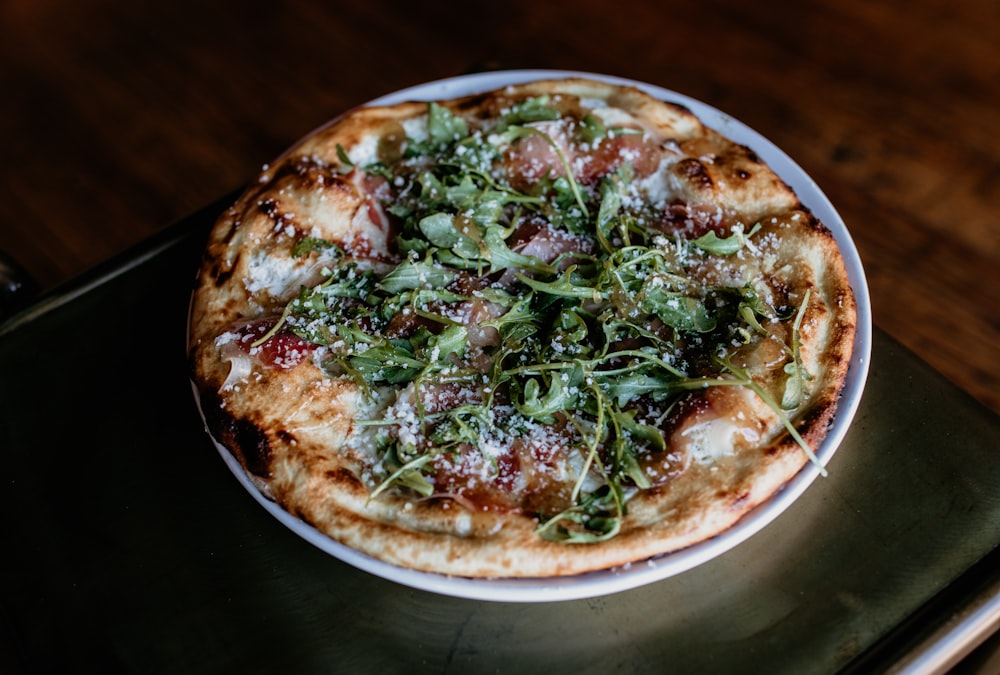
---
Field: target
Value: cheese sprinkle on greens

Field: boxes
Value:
[264,97,818,543]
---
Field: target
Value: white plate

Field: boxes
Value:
[199,70,873,603]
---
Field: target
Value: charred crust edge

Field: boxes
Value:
[199,386,273,478]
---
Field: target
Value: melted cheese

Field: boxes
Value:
[345,133,381,166]
[401,116,429,143]
[244,249,300,298]
[588,105,639,127]
[681,418,761,465]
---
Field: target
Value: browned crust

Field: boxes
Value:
[188,77,858,578]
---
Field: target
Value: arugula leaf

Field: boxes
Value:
[427,101,468,145]
[618,442,652,489]
[419,212,482,262]
[379,258,457,293]
[462,193,506,230]
[600,371,677,407]
[482,225,555,274]
[514,374,574,423]
[638,285,716,333]
[737,284,772,335]
[579,113,606,144]
[596,174,623,253]
[291,236,341,259]
[516,267,601,301]
[369,454,435,500]
[614,409,666,453]
[536,485,623,543]
[429,324,468,362]
[418,212,464,248]
[335,143,355,172]
[781,289,812,409]
[503,96,560,125]
[550,303,590,355]
[348,339,425,384]
[610,411,658,489]
[480,293,540,346]
[691,223,762,256]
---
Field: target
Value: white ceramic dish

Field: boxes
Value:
[198,70,873,603]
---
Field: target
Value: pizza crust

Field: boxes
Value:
[189,77,857,578]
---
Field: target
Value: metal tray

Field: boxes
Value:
[1,200,998,674]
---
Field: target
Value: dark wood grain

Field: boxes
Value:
[1,0,997,414]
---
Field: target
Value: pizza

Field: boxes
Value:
[188,77,857,578]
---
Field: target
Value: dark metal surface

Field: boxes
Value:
[1,204,998,674]
[0,251,38,322]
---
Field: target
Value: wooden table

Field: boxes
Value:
[1,0,997,415]
[1,2,998,671]
[2,1,997,417]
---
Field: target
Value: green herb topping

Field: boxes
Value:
[263,96,818,543]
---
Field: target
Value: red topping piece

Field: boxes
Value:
[232,319,317,369]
